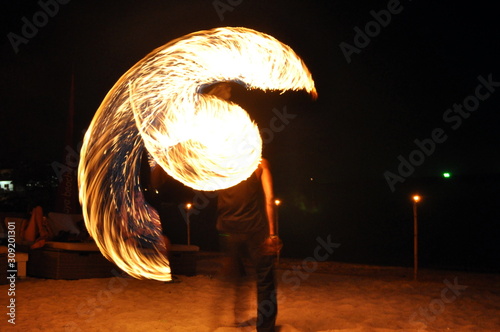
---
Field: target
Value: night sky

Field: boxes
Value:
[1,0,499,271]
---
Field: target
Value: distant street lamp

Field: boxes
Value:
[412,195,421,280]
[185,203,192,245]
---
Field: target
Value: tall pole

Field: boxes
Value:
[187,214,190,246]
[412,195,421,281]
[274,199,281,263]
[186,203,192,246]
[55,74,78,214]
[274,199,281,236]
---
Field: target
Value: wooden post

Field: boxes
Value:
[413,199,419,281]
[186,203,192,246]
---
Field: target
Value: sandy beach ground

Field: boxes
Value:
[1,254,499,332]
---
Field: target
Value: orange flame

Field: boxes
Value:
[78,27,316,281]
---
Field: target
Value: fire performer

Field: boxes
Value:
[209,83,283,331]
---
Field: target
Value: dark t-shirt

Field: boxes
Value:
[216,171,266,234]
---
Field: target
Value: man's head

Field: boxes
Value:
[204,82,232,100]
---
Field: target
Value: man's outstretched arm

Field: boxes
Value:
[260,158,276,235]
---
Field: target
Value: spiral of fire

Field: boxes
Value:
[78,27,316,281]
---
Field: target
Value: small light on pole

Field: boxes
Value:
[274,199,281,263]
[412,194,421,280]
[185,203,192,246]
[274,199,281,235]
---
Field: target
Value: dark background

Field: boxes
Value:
[1,0,499,272]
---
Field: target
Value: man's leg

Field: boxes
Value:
[255,254,277,331]
[219,233,253,326]
[249,231,277,332]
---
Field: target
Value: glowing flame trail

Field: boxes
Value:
[78,27,316,281]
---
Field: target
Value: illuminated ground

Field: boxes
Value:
[2,255,499,331]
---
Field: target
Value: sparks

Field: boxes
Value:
[78,27,316,281]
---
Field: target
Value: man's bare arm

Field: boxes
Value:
[260,158,276,235]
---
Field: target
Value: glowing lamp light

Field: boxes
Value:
[274,199,281,206]
[78,27,316,281]
[442,172,451,178]
[412,193,422,280]
[186,203,192,210]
